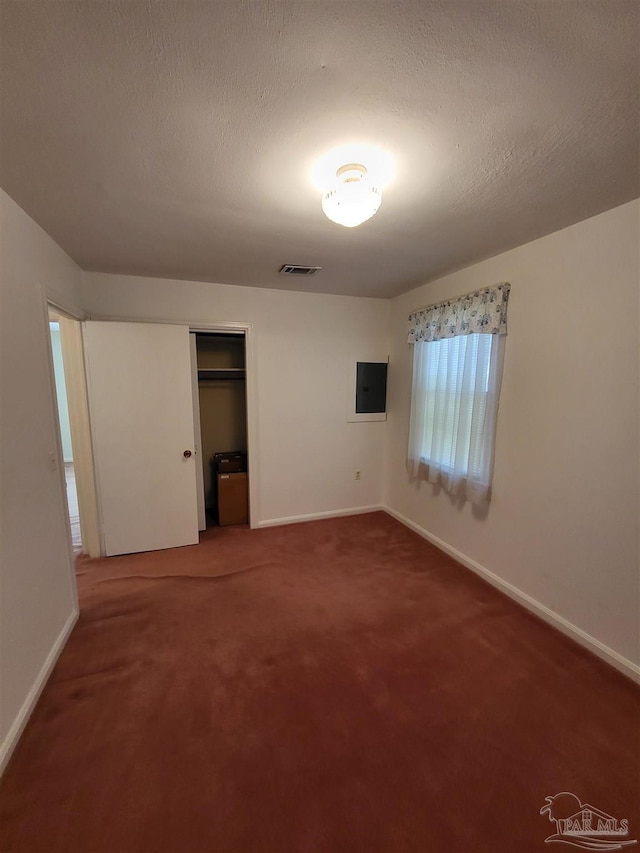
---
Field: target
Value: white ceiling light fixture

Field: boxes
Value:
[321,163,382,228]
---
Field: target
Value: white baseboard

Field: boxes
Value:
[383,506,640,685]
[257,504,383,529]
[0,607,78,776]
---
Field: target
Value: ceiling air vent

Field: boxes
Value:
[279,264,322,276]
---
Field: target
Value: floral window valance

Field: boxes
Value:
[407,282,510,343]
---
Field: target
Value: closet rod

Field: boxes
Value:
[198,368,246,381]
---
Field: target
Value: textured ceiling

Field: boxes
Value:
[0,1,638,298]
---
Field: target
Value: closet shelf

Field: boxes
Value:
[198,368,246,381]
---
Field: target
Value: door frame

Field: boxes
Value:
[189,334,207,531]
[45,297,101,558]
[189,322,258,529]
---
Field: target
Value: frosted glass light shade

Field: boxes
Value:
[322,180,382,228]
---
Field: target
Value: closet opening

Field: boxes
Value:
[191,331,248,531]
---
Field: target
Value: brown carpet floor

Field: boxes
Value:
[1,511,638,853]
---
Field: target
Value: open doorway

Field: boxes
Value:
[49,315,81,553]
[48,308,101,558]
[191,331,248,530]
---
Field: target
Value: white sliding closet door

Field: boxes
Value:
[84,322,199,556]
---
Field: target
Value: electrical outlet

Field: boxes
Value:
[354,470,361,480]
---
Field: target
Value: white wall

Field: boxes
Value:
[385,200,640,671]
[83,273,390,524]
[0,188,83,769]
